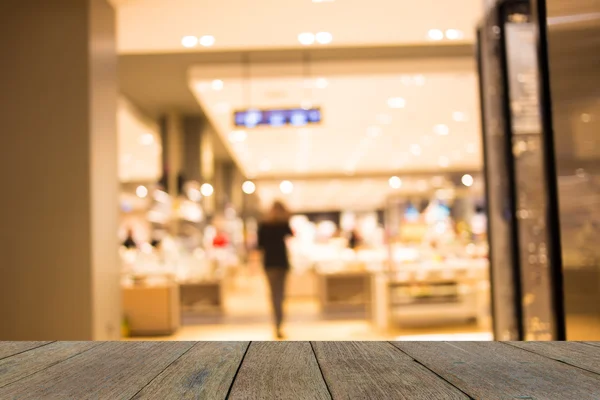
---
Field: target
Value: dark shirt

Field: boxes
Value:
[257,221,293,269]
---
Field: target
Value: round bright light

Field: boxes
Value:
[413,75,426,86]
[316,31,333,44]
[201,183,214,197]
[315,78,329,89]
[410,144,422,156]
[438,157,450,168]
[188,188,202,202]
[280,180,294,194]
[434,124,450,136]
[298,32,315,45]
[228,130,247,143]
[136,185,148,198]
[242,181,256,195]
[388,97,406,109]
[428,29,444,41]
[199,35,215,47]
[389,176,402,189]
[181,36,198,48]
[139,133,154,146]
[452,111,467,122]
[462,174,474,187]
[466,143,477,154]
[445,29,464,40]
[211,79,224,91]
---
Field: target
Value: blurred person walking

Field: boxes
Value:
[256,201,293,339]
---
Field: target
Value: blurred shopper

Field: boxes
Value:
[257,201,293,339]
[348,229,361,250]
[122,228,137,249]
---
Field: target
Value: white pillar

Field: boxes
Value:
[0,0,120,340]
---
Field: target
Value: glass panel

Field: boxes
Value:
[545,0,600,340]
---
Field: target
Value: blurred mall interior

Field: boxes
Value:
[0,0,598,341]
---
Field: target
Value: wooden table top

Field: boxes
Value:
[1,341,599,399]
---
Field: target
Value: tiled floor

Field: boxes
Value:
[126,270,491,341]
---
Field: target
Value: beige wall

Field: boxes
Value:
[0,0,119,340]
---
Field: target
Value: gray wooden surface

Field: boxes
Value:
[0,341,599,399]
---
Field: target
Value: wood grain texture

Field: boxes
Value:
[0,341,195,400]
[507,341,600,375]
[312,341,468,400]
[0,342,100,388]
[228,342,331,400]
[392,341,600,400]
[0,342,52,360]
[132,342,249,400]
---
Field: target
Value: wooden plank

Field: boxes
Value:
[585,342,600,348]
[0,342,52,360]
[507,342,600,375]
[0,341,195,399]
[392,341,600,400]
[312,342,469,400]
[132,342,249,399]
[0,342,101,388]
[228,342,331,400]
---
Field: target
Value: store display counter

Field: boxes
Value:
[372,259,491,330]
[316,270,371,315]
[122,280,180,336]
[179,279,223,313]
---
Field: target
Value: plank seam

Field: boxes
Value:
[503,342,600,377]
[309,342,334,400]
[225,341,252,400]
[386,342,476,400]
[0,342,105,389]
[0,341,56,362]
[127,342,200,400]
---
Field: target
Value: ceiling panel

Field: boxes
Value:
[189,57,482,180]
[114,0,482,53]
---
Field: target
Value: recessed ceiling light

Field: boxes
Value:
[136,185,148,199]
[462,174,474,187]
[410,144,422,156]
[201,183,214,197]
[581,113,592,123]
[211,79,224,91]
[199,35,215,47]
[316,32,333,44]
[388,97,406,109]
[445,29,464,40]
[242,181,256,195]
[298,32,315,45]
[181,36,198,48]
[228,130,247,143]
[438,157,450,167]
[452,111,468,122]
[428,29,444,41]
[139,133,154,146]
[466,143,477,154]
[389,176,402,189]
[367,126,382,137]
[315,78,329,89]
[413,75,426,86]
[434,124,450,136]
[280,180,294,194]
